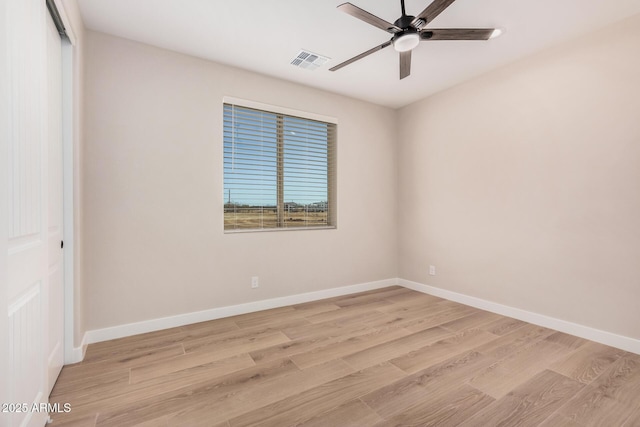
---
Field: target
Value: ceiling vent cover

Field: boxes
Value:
[291,50,330,70]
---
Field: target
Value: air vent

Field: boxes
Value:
[290,50,330,70]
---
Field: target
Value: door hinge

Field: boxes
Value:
[61,240,64,249]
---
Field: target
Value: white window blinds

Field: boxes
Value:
[223,103,336,231]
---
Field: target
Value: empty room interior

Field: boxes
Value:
[2,0,640,426]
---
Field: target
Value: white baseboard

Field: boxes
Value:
[398,278,640,355]
[68,332,88,364]
[82,278,398,349]
[73,276,639,364]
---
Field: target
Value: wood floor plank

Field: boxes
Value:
[233,304,338,329]
[402,304,479,333]
[469,338,574,398]
[342,326,452,370]
[130,415,171,427]
[280,310,391,340]
[182,318,301,352]
[95,358,300,427]
[291,302,342,315]
[565,400,637,427]
[51,368,129,397]
[82,320,238,364]
[55,344,185,383]
[373,384,494,427]
[227,363,406,427]
[175,321,243,342]
[376,296,459,316]
[129,352,255,384]
[460,370,584,427]
[54,354,260,419]
[550,341,626,385]
[578,355,640,406]
[390,328,499,374]
[622,406,640,426]
[250,323,378,365]
[538,413,585,426]
[553,392,636,426]
[155,418,228,427]
[360,372,430,419]
[554,355,640,425]
[163,359,355,426]
[84,327,185,359]
[438,310,503,333]
[289,326,413,369]
[49,414,98,427]
[227,306,296,327]
[415,350,497,388]
[363,350,496,419]
[183,330,292,357]
[473,323,555,359]
[544,331,590,350]
[481,316,527,336]
[49,287,640,427]
[303,300,393,324]
[82,337,187,366]
[297,399,383,426]
[373,302,467,330]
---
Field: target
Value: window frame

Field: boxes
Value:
[222,97,337,233]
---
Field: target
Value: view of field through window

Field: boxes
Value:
[223,104,335,230]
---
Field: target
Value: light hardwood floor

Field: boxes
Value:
[50,287,640,426]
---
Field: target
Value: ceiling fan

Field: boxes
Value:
[329,0,501,79]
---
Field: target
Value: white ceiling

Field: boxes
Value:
[77,0,640,108]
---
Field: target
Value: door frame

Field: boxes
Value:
[62,37,76,364]
[50,0,80,364]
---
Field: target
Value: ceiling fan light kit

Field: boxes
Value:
[393,32,420,52]
[330,0,500,80]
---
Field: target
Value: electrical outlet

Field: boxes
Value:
[251,276,259,288]
[429,265,436,276]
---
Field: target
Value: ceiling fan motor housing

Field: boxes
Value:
[394,14,416,29]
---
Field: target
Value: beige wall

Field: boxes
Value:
[83,13,640,341]
[398,14,640,339]
[83,31,398,330]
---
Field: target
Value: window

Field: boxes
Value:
[223,101,336,231]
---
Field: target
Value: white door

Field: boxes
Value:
[1,0,10,423]
[5,0,64,425]
[46,6,65,394]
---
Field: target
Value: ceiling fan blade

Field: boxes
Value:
[329,40,392,72]
[414,0,456,25]
[337,3,402,34]
[421,28,495,41]
[399,50,411,80]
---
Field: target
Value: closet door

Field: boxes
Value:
[5,0,63,424]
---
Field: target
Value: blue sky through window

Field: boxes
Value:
[224,105,329,208]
